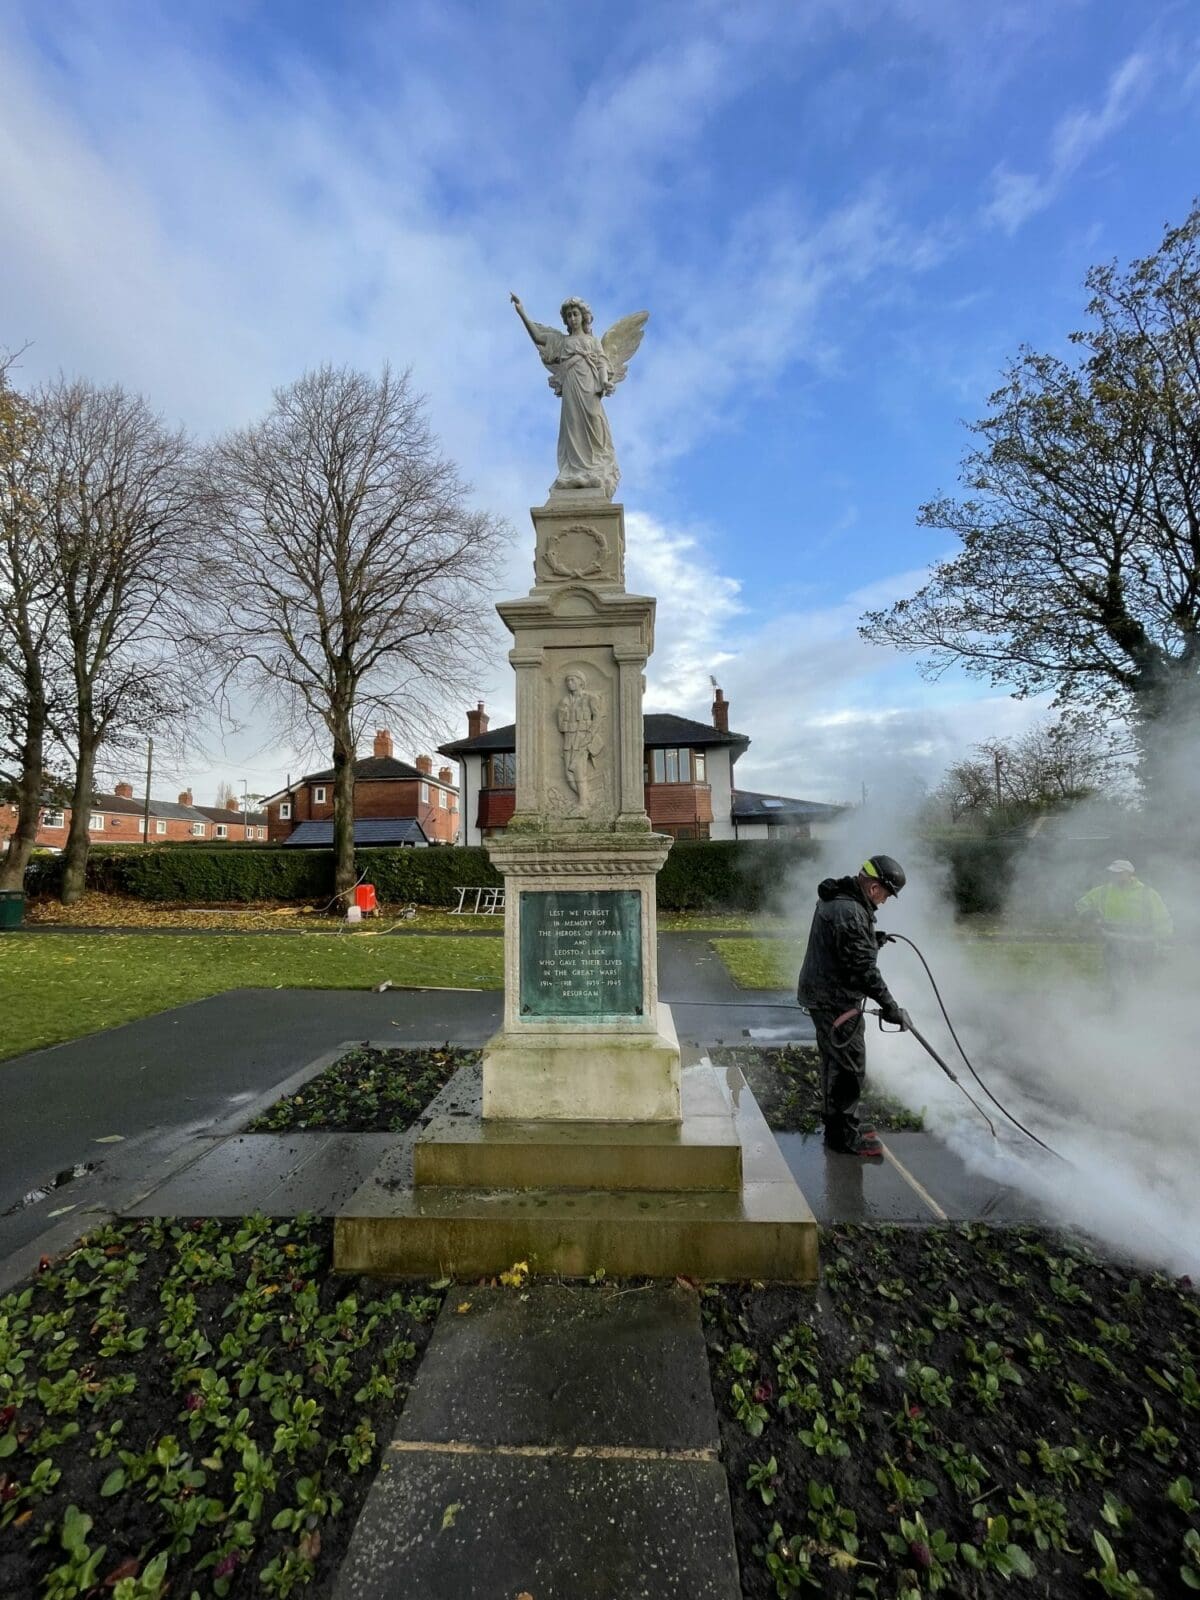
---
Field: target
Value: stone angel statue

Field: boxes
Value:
[511,293,648,499]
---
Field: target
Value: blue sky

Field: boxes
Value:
[2,0,1198,805]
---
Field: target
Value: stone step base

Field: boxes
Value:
[413,1107,741,1192]
[335,1177,817,1281]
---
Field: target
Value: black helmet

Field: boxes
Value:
[861,854,906,896]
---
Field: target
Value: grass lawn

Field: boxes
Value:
[24,894,507,936]
[712,935,1105,990]
[0,933,504,1061]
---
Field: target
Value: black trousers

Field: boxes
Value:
[810,1005,867,1151]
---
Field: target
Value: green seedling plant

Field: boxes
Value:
[1182,1527,1200,1591]
[1008,1485,1076,1551]
[936,1443,990,1501]
[797,1412,849,1459]
[1099,1491,1132,1536]
[42,1504,108,1600]
[1135,1400,1179,1465]
[806,1479,859,1554]
[1086,1530,1154,1599]
[761,1522,821,1595]
[747,1456,781,1506]
[1167,1475,1197,1514]
[730,1381,769,1438]
[882,1512,958,1592]
[907,1363,954,1409]
[876,1455,937,1510]
[960,1514,1036,1580]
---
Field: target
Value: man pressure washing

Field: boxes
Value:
[796,855,907,1159]
[1075,860,1172,999]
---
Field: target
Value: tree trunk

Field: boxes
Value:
[61,732,98,905]
[0,703,47,893]
[332,730,357,906]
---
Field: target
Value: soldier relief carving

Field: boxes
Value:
[555,670,605,816]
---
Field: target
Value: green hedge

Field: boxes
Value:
[24,835,1168,916]
[656,839,820,910]
[28,844,501,905]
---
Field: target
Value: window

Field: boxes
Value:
[313,786,327,804]
[279,802,292,820]
[438,788,447,808]
[214,824,228,839]
[420,782,430,804]
[155,820,167,835]
[482,751,516,788]
[42,809,64,829]
[191,822,206,837]
[89,813,104,830]
[647,747,707,785]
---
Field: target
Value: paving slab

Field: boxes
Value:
[773,1129,1041,1225]
[125,1133,400,1217]
[333,1449,740,1600]
[334,1281,740,1600]
[396,1284,718,1452]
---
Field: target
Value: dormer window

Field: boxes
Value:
[313,786,327,804]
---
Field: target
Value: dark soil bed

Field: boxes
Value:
[0,1215,442,1598]
[712,1045,923,1134]
[245,1045,477,1133]
[704,1224,1200,1598]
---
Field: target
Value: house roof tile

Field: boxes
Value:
[439,712,749,757]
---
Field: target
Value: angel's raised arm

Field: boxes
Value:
[511,293,551,348]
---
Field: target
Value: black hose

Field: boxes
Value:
[887,932,1066,1161]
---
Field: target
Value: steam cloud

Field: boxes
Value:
[780,761,1199,1278]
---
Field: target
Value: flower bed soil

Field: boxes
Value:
[245,1046,477,1134]
[0,1215,442,1598]
[711,1046,923,1135]
[704,1223,1200,1598]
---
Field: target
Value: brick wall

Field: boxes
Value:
[2,804,264,850]
[644,784,714,828]
[477,788,516,831]
[267,777,459,844]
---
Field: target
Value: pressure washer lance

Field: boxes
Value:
[867,932,1066,1163]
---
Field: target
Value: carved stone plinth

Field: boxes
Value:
[481,832,680,1121]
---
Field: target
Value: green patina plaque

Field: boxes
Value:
[519,889,643,1019]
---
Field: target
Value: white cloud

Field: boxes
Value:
[983,49,1153,233]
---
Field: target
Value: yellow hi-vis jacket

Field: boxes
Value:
[1075,880,1173,945]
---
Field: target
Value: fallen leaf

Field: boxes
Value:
[103,1556,140,1585]
[94,1135,125,1144]
[441,1501,463,1530]
[456,1301,472,1314]
[47,1205,77,1218]
[14,1510,33,1528]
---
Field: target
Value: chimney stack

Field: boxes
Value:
[438,766,454,785]
[711,686,729,734]
[229,796,240,811]
[179,788,193,807]
[373,729,394,759]
[115,781,133,800]
[416,754,433,775]
[466,701,489,739]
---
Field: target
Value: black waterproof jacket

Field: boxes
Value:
[796,875,899,1014]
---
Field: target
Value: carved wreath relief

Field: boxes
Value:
[555,670,605,816]
[545,523,608,580]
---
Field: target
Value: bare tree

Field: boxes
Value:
[0,355,70,891]
[203,365,508,899]
[861,204,1200,802]
[926,715,1128,829]
[214,780,239,810]
[36,379,198,902]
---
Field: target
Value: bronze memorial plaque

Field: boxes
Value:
[519,889,643,1018]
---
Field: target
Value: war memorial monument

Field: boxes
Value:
[335,296,817,1281]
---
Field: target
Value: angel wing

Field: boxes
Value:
[601,311,649,387]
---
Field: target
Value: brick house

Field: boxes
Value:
[439,689,846,844]
[0,784,269,851]
[263,730,458,848]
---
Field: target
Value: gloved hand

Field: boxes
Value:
[876,931,894,948]
[878,998,906,1027]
